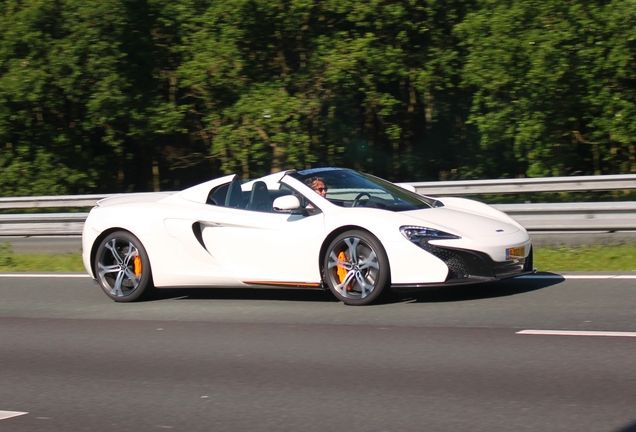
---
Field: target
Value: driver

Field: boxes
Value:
[305,177,328,198]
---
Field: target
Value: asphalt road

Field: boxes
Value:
[1,274,635,432]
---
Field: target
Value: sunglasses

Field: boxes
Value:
[315,187,328,192]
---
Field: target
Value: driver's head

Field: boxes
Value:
[306,177,327,197]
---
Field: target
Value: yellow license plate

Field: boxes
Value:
[506,246,525,260]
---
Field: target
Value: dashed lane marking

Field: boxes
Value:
[0,411,28,421]
[517,330,636,338]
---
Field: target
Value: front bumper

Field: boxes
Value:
[391,244,535,292]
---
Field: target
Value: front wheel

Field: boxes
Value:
[94,231,154,302]
[323,230,390,306]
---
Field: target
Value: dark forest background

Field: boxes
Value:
[1,0,635,195]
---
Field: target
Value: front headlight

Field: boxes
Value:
[400,226,461,246]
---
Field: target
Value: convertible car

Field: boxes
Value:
[82,167,534,305]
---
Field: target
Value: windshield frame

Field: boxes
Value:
[287,168,439,212]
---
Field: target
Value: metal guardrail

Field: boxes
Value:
[409,173,636,196]
[494,202,636,231]
[0,213,88,236]
[1,174,636,236]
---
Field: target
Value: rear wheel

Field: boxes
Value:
[94,231,154,302]
[323,230,390,306]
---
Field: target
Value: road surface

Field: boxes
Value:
[1,274,635,431]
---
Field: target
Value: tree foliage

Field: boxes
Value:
[1,0,635,196]
[459,0,636,177]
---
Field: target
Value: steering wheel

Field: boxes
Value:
[352,192,371,207]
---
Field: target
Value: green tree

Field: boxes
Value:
[0,0,198,195]
[3,0,635,195]
[458,0,636,178]
[177,0,477,181]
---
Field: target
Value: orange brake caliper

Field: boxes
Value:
[133,255,142,277]
[337,251,350,290]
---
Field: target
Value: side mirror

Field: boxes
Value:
[395,183,417,193]
[273,195,301,212]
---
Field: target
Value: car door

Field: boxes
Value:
[200,188,326,285]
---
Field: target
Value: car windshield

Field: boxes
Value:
[289,168,439,211]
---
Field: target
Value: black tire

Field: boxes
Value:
[323,230,390,306]
[94,231,154,302]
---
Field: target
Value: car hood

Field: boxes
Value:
[402,207,520,238]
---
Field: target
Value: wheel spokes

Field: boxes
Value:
[99,239,141,297]
[355,271,375,296]
[344,237,360,262]
[328,237,379,299]
[112,268,127,297]
[334,268,357,293]
[358,250,379,271]
[97,263,121,278]
[327,250,354,271]
[105,240,125,265]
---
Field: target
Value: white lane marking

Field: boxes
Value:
[517,330,636,338]
[0,274,89,278]
[0,411,28,420]
[562,275,636,280]
[519,274,636,280]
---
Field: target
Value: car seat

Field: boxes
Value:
[246,181,273,212]
[225,179,245,209]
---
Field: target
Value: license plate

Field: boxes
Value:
[506,246,525,260]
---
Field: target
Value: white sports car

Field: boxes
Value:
[82,167,534,305]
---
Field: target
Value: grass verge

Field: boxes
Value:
[0,241,84,272]
[534,244,636,272]
[1,241,636,273]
